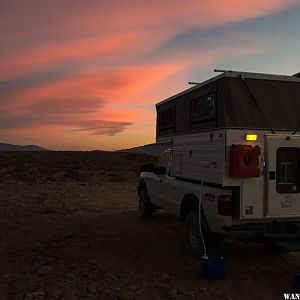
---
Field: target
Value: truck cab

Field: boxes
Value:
[138,149,233,257]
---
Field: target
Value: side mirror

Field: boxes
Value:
[140,163,155,173]
[155,166,167,175]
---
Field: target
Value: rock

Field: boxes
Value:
[184,257,197,265]
[137,289,144,295]
[129,284,138,291]
[176,296,192,300]
[43,206,56,214]
[87,282,97,293]
[105,272,118,281]
[223,236,244,247]
[25,289,45,300]
[67,272,77,281]
[3,273,11,279]
[55,224,65,230]
[60,290,78,300]
[161,272,171,282]
[153,277,170,290]
[14,292,25,300]
[167,287,178,298]
[198,287,209,294]
[89,259,97,265]
[178,287,196,297]
[22,225,30,231]
[25,241,43,252]
[37,265,54,276]
[119,290,134,299]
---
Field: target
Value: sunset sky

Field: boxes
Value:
[1,0,300,150]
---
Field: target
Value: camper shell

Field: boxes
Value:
[155,70,300,222]
[139,70,300,254]
[156,70,300,140]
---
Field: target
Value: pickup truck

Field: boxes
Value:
[139,70,300,255]
[138,149,232,257]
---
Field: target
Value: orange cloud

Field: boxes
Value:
[2,1,297,36]
[0,0,298,150]
[0,29,176,81]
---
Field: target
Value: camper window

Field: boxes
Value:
[191,94,215,122]
[276,148,299,193]
[159,106,175,129]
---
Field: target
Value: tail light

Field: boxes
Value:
[218,195,232,216]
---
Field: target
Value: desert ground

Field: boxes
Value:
[0,151,299,300]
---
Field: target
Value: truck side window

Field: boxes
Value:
[157,152,171,172]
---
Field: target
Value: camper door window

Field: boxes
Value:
[276,148,300,193]
[191,94,215,123]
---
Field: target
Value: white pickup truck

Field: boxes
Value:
[138,70,300,257]
[138,149,232,257]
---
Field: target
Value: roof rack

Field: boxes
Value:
[156,69,300,107]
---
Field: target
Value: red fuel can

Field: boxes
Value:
[229,144,261,178]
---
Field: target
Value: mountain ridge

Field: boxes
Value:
[116,143,170,156]
[0,143,49,151]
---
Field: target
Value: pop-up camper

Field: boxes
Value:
[139,70,300,255]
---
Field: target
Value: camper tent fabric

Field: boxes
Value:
[156,77,300,138]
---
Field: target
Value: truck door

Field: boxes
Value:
[265,134,300,217]
[146,151,171,206]
[161,156,180,215]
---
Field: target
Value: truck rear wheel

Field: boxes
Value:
[185,210,205,258]
[139,188,153,219]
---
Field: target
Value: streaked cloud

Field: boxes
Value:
[0,0,299,149]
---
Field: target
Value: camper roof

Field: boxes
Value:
[155,70,300,138]
[156,70,300,107]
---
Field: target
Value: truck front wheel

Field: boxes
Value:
[185,210,205,258]
[139,188,153,219]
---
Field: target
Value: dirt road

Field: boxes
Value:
[0,152,299,299]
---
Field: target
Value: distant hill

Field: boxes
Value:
[0,143,49,151]
[117,143,171,156]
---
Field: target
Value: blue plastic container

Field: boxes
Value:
[293,272,300,291]
[200,257,226,279]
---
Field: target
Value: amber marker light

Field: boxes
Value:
[245,134,257,141]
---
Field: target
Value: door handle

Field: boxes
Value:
[160,179,163,183]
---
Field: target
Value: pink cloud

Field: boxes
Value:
[0,29,176,81]
[0,0,298,149]
[1,1,297,37]
[0,41,263,146]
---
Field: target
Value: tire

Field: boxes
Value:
[185,210,205,258]
[139,188,153,219]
